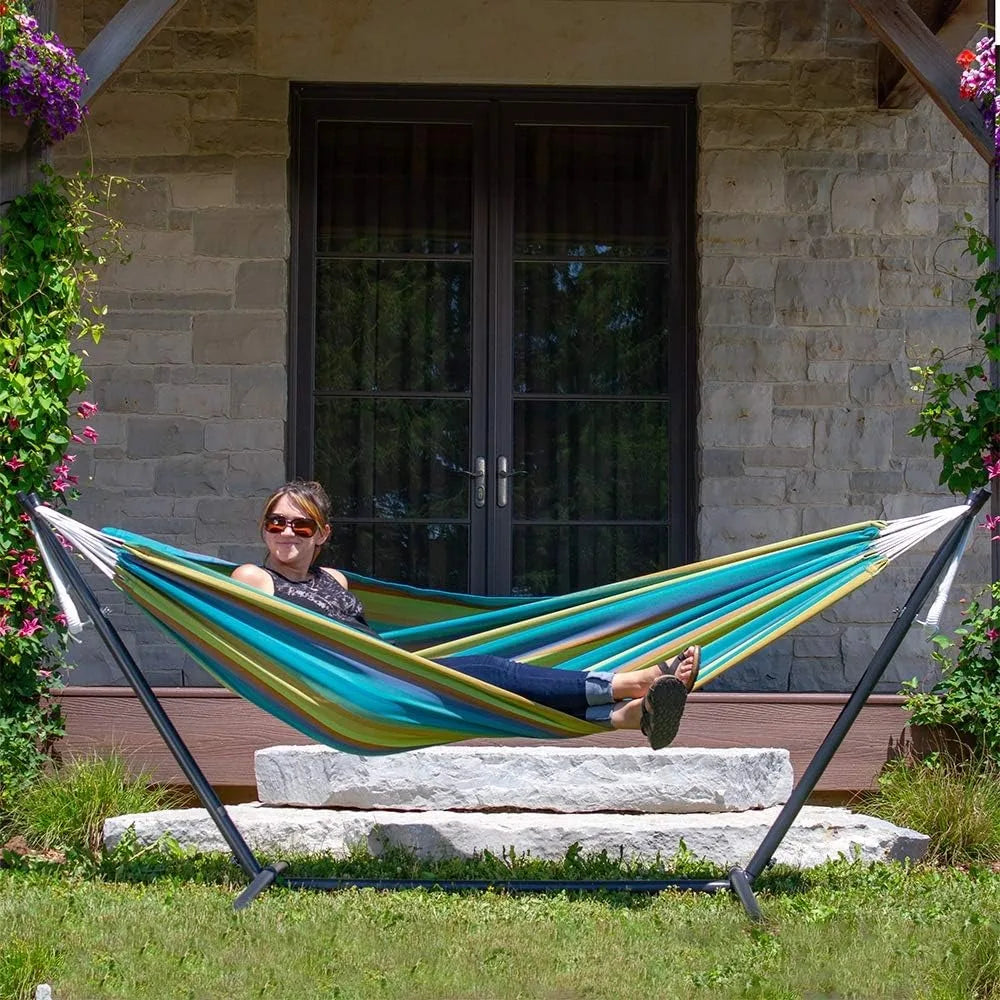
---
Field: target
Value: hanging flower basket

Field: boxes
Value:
[0,7,87,147]
[0,104,28,151]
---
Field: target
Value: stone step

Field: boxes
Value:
[103,804,928,870]
[254,745,794,814]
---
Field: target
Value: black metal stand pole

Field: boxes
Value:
[727,485,992,918]
[18,493,265,883]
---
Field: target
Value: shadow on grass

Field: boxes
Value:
[3,832,819,909]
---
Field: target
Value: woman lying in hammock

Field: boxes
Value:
[232,481,699,750]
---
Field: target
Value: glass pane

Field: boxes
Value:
[314,398,471,519]
[512,400,670,521]
[512,524,670,596]
[514,125,671,258]
[513,261,669,394]
[330,523,470,591]
[316,260,471,392]
[317,122,473,255]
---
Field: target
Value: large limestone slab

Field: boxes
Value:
[104,804,928,870]
[254,746,794,814]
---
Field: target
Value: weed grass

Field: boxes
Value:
[1,753,180,857]
[860,754,1000,866]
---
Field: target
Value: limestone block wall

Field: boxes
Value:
[49,0,990,691]
[697,0,990,691]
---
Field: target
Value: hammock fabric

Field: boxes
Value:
[33,505,968,755]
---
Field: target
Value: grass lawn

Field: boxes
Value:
[2,855,1000,1000]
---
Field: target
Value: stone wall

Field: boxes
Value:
[52,0,990,690]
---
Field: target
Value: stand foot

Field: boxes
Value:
[234,862,289,911]
[729,868,763,922]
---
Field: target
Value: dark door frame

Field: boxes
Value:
[288,84,699,590]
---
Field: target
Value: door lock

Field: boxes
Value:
[452,457,487,507]
[469,456,487,508]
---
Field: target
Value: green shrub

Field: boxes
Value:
[863,755,1000,866]
[901,582,1000,759]
[3,752,180,857]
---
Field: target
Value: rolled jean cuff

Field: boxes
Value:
[584,704,614,726]
[584,670,615,706]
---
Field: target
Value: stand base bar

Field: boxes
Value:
[279,876,734,894]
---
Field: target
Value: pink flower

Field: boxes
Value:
[54,612,67,626]
[0,615,10,636]
[983,514,1000,541]
[70,434,84,444]
[989,628,1000,643]
[37,670,52,680]
[76,401,98,418]
[987,455,1000,480]
[4,456,25,471]
[18,617,41,638]
[81,426,99,443]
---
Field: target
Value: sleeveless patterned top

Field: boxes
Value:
[262,566,379,637]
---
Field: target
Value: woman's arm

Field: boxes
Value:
[232,563,276,594]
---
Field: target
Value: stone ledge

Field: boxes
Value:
[103,804,928,870]
[254,745,795,813]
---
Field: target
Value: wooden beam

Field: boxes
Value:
[883,0,987,109]
[77,0,181,106]
[56,687,912,798]
[849,0,994,163]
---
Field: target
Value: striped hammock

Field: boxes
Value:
[31,505,970,755]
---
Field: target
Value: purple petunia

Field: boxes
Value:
[0,12,87,143]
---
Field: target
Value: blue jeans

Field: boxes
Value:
[438,654,615,723]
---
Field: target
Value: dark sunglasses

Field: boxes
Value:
[263,513,320,538]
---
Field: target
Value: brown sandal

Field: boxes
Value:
[659,645,701,693]
[639,675,687,750]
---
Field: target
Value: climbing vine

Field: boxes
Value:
[0,170,126,808]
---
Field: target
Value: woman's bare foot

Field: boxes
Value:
[610,646,700,701]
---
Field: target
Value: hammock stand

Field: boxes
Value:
[19,487,991,919]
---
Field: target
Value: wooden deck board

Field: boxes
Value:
[56,687,911,798]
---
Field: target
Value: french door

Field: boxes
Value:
[291,88,696,596]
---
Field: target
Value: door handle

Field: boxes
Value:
[496,455,527,508]
[458,456,487,508]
